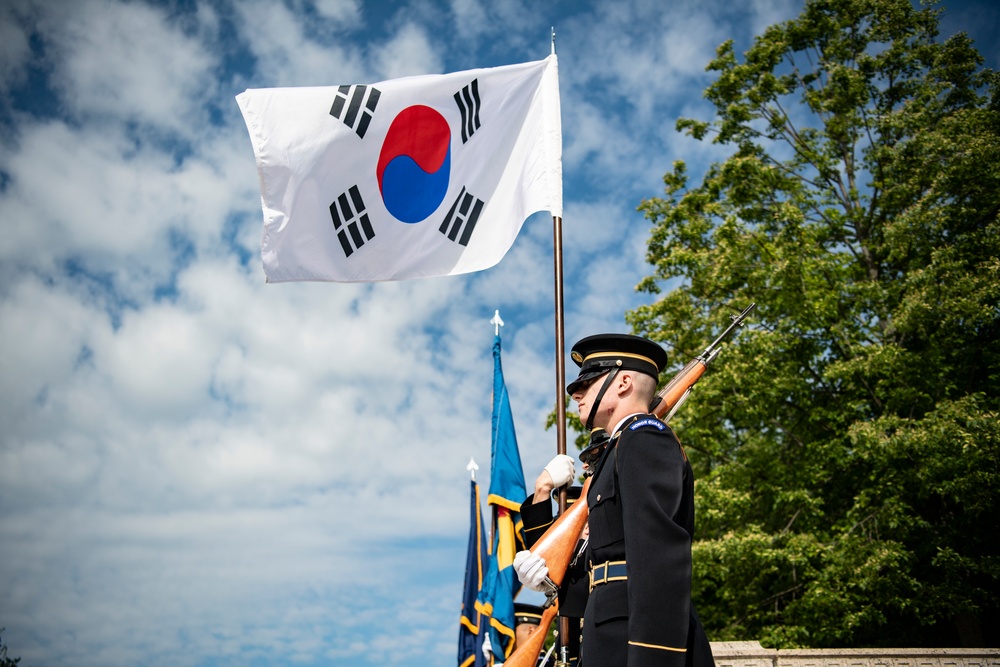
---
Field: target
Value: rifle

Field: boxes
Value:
[503,302,756,667]
[648,302,756,421]
[503,477,590,667]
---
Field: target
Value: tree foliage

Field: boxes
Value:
[0,629,21,667]
[629,0,999,648]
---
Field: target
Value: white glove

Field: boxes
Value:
[514,549,549,591]
[482,632,493,661]
[543,454,575,489]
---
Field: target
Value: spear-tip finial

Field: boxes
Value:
[491,309,504,336]
[467,457,479,481]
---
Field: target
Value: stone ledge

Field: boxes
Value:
[709,643,1000,667]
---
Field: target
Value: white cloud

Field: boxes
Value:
[314,0,363,24]
[448,0,488,36]
[374,21,442,79]
[0,2,33,95]
[0,119,246,301]
[231,0,370,86]
[37,0,214,133]
[0,276,103,430]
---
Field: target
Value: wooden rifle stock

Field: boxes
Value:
[650,358,706,420]
[527,475,592,588]
[504,602,559,667]
[504,476,591,667]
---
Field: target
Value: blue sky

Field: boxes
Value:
[1,0,997,665]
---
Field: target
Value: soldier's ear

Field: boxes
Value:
[616,372,634,395]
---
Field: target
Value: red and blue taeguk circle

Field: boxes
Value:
[376,105,451,223]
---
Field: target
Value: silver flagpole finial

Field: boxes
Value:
[467,457,479,481]
[491,309,504,336]
[551,27,556,55]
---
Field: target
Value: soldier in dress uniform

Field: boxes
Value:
[484,602,549,666]
[514,602,546,654]
[516,333,714,667]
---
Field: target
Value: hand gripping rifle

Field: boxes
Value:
[503,303,756,667]
[504,475,591,667]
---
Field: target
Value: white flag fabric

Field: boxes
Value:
[236,56,562,283]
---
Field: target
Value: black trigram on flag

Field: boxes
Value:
[453,79,481,143]
[330,185,375,257]
[439,187,484,246]
[330,85,381,138]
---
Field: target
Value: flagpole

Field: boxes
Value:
[553,215,566,509]
[551,25,568,516]
[551,29,573,666]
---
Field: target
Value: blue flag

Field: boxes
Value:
[458,479,488,667]
[475,334,527,660]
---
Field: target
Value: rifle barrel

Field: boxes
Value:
[702,302,756,358]
[649,302,755,420]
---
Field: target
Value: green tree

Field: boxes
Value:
[629,0,1000,648]
[0,629,22,667]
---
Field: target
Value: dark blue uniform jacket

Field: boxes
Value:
[582,414,714,667]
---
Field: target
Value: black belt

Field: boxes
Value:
[590,560,627,591]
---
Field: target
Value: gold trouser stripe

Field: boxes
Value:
[628,641,687,653]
